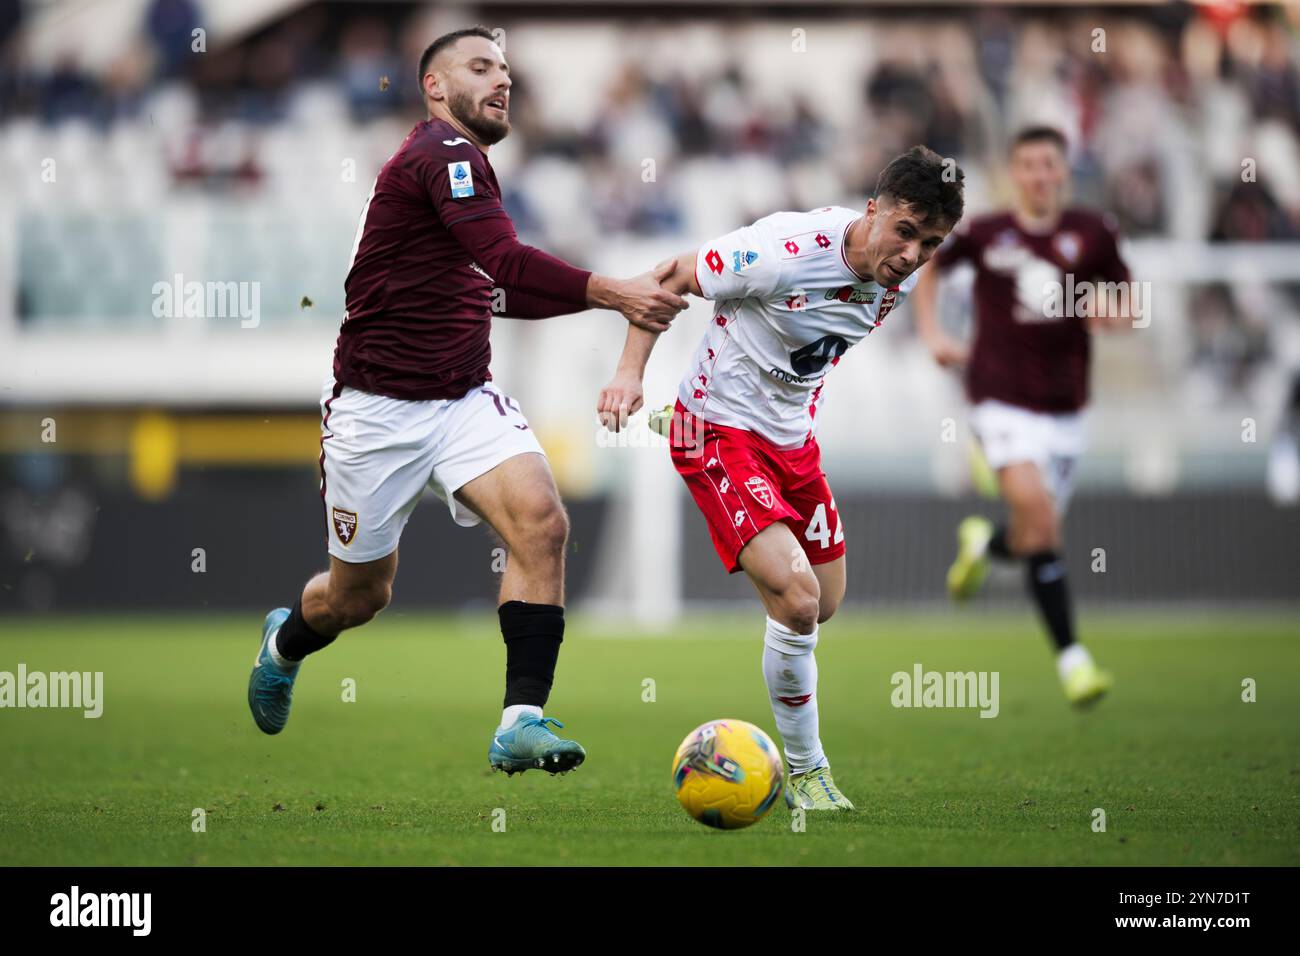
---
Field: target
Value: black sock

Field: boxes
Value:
[499,601,564,708]
[275,597,337,662]
[987,524,1013,561]
[1026,551,1075,651]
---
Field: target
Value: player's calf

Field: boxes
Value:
[296,552,398,640]
[813,557,846,624]
[454,454,579,759]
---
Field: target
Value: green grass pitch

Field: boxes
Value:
[1,610,1296,866]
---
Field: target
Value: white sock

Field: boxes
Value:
[1056,643,1093,682]
[500,704,542,730]
[267,630,295,671]
[762,617,826,775]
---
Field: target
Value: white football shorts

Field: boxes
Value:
[969,399,1087,512]
[318,378,545,562]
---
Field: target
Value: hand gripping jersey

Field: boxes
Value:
[681,206,917,448]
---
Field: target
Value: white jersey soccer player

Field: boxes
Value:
[599,147,966,811]
[680,204,918,449]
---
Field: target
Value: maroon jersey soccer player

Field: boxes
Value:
[913,126,1133,708]
[247,27,687,773]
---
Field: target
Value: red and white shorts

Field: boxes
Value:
[669,401,845,573]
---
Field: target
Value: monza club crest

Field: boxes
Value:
[332,507,358,546]
[745,476,774,509]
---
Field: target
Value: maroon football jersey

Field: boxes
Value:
[930,209,1130,413]
[334,119,591,401]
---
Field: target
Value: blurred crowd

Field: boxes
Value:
[3,1,1300,401]
[4,2,1300,240]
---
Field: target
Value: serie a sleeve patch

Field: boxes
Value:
[447,161,475,198]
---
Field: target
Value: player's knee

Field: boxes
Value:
[528,501,569,557]
[332,582,391,628]
[1013,500,1058,553]
[774,587,820,635]
[542,503,570,551]
[1022,514,1060,552]
[507,494,568,558]
[788,599,820,635]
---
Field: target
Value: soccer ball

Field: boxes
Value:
[671,719,785,830]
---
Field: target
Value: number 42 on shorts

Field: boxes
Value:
[805,500,844,550]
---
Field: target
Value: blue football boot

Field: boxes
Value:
[488,714,586,776]
[248,608,298,735]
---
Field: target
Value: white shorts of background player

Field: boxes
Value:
[968,398,1087,514]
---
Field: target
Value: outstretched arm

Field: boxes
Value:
[1087,217,1135,334]
[597,252,699,431]
[420,145,686,330]
[447,215,688,331]
[912,263,969,368]
[495,286,590,320]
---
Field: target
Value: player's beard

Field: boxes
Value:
[448,87,510,145]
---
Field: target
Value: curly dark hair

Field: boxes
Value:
[874,145,965,228]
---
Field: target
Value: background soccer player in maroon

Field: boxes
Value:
[912,126,1133,707]
[247,27,687,774]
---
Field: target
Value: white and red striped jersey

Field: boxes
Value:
[679,205,917,448]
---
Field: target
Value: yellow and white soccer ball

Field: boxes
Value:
[671,719,785,830]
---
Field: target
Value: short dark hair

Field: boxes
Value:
[874,145,965,228]
[418,26,496,92]
[1010,125,1068,154]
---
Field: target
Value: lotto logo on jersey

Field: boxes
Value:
[332,507,358,545]
[705,249,725,274]
[447,161,474,198]
[745,476,773,509]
